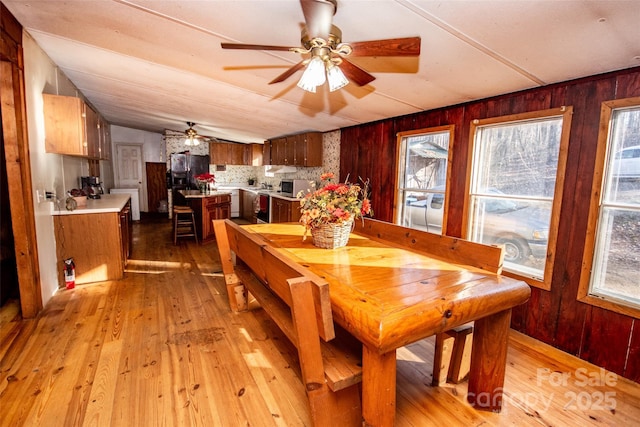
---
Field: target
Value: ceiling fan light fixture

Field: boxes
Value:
[297,56,326,92]
[326,61,349,92]
[184,122,201,146]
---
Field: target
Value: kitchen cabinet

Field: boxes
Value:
[119,204,132,260]
[262,140,271,165]
[53,199,131,285]
[271,196,301,223]
[209,142,228,164]
[294,131,322,166]
[229,143,245,165]
[98,116,111,160]
[269,137,288,165]
[240,189,258,223]
[245,143,263,166]
[209,142,246,165]
[188,193,231,242]
[43,93,103,158]
[85,105,100,158]
[266,132,322,166]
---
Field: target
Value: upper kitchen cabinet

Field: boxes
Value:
[209,142,263,166]
[293,132,322,167]
[245,143,263,166]
[43,93,108,159]
[269,136,288,165]
[85,106,100,158]
[266,132,322,166]
[98,116,111,160]
[262,140,271,166]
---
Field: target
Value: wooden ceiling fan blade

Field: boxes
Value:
[339,59,376,86]
[221,43,297,52]
[346,37,421,57]
[269,61,306,84]
[300,0,336,39]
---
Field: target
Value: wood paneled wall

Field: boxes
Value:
[340,67,640,383]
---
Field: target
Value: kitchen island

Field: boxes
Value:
[52,194,131,285]
[177,190,231,243]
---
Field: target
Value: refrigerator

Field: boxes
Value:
[170,153,210,190]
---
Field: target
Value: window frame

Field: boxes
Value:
[465,107,573,290]
[578,97,640,318]
[394,125,455,235]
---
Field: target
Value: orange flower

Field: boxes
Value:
[298,172,373,236]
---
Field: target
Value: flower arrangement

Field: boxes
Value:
[299,172,372,240]
[194,172,216,184]
[194,172,216,192]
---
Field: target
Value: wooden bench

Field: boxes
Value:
[354,218,505,386]
[213,219,363,426]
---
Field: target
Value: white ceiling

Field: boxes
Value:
[5,0,640,144]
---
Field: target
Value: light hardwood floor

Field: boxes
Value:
[1,215,639,426]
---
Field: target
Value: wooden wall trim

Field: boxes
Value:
[1,4,42,318]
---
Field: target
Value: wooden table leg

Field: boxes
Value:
[467,308,511,412]
[362,346,396,427]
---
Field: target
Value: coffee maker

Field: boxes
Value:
[80,176,104,199]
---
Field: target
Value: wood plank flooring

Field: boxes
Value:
[1,215,639,426]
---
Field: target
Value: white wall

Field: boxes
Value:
[22,32,91,305]
[110,125,164,212]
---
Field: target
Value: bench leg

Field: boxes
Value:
[449,327,473,383]
[432,331,455,386]
[226,275,248,311]
[433,323,474,386]
[307,384,362,427]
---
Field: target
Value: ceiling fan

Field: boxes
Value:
[221,0,421,92]
[183,122,217,146]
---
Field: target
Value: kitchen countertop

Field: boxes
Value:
[52,193,131,215]
[178,190,232,199]
[219,186,305,201]
[267,191,303,202]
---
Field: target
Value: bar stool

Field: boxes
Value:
[173,206,198,244]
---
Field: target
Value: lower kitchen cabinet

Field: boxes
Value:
[54,202,131,285]
[189,194,231,242]
[240,189,258,223]
[271,196,302,223]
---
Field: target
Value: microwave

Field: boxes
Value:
[280,179,294,196]
[280,179,315,197]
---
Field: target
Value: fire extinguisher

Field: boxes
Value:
[64,258,75,289]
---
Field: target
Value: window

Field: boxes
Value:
[467,107,572,287]
[579,98,640,316]
[395,126,453,234]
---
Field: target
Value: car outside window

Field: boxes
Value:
[579,99,640,316]
[467,107,572,287]
[396,126,453,235]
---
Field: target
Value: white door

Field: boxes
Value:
[115,143,143,192]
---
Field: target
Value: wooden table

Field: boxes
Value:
[240,222,531,426]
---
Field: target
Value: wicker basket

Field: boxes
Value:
[311,220,354,249]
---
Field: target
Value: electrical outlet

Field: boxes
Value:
[37,190,55,202]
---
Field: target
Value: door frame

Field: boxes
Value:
[1,6,42,318]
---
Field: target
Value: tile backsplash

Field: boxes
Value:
[164,129,341,188]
